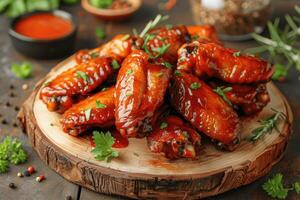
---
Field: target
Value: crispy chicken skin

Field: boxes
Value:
[170,71,240,150]
[60,87,115,136]
[177,41,274,84]
[75,34,143,64]
[115,50,171,138]
[147,115,201,159]
[145,25,190,64]
[40,57,114,113]
[187,25,221,43]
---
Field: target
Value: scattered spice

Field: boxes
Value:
[24,170,30,177]
[9,85,15,90]
[14,106,20,111]
[8,182,16,189]
[36,175,46,182]
[9,92,15,97]
[65,195,73,200]
[17,172,24,177]
[12,123,18,128]
[22,84,28,90]
[1,119,8,125]
[27,166,35,174]
[5,102,11,107]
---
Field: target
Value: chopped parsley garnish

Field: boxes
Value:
[162,61,173,69]
[190,82,201,90]
[160,122,168,129]
[91,131,119,162]
[262,174,290,199]
[84,108,92,120]
[90,52,99,58]
[213,86,232,106]
[101,87,108,92]
[111,59,120,70]
[127,69,133,75]
[126,92,133,97]
[11,62,33,79]
[156,72,164,77]
[76,71,90,83]
[233,51,241,57]
[95,27,106,39]
[165,24,173,30]
[191,35,200,41]
[151,43,171,58]
[174,70,182,76]
[121,34,130,41]
[95,100,107,108]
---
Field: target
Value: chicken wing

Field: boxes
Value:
[60,87,115,136]
[170,71,240,150]
[144,25,190,64]
[177,41,274,84]
[40,57,115,113]
[187,25,221,44]
[115,50,171,138]
[75,34,143,64]
[147,115,201,159]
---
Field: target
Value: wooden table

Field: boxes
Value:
[0,0,299,199]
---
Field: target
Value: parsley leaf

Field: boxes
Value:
[127,69,133,75]
[213,86,232,106]
[0,136,27,173]
[11,62,32,79]
[95,27,106,39]
[111,59,120,70]
[190,82,201,90]
[262,174,289,199]
[160,122,168,129]
[233,51,241,57]
[91,131,119,162]
[76,71,90,83]
[163,61,173,69]
[121,34,130,41]
[84,108,92,120]
[95,100,106,108]
[90,0,113,8]
[174,70,182,76]
[151,43,170,58]
[272,63,288,81]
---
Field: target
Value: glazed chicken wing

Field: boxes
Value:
[144,25,190,64]
[170,71,240,150]
[60,87,115,136]
[75,34,143,64]
[177,41,274,84]
[187,25,221,44]
[40,57,115,113]
[147,116,201,160]
[115,50,171,138]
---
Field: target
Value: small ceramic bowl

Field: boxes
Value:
[9,10,77,59]
[82,0,141,21]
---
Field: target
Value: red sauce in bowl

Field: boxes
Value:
[14,13,73,40]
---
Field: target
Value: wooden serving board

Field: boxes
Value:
[18,56,293,199]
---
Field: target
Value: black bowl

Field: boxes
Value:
[9,10,77,59]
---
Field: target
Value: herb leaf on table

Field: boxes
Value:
[262,174,289,199]
[11,62,33,79]
[91,131,119,162]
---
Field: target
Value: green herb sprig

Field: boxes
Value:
[249,109,286,142]
[91,131,118,162]
[138,14,169,38]
[213,86,232,106]
[263,173,300,199]
[247,6,300,80]
[11,62,32,79]
[0,136,27,173]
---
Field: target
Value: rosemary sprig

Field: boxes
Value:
[247,5,300,81]
[213,86,232,106]
[249,109,286,142]
[138,14,169,38]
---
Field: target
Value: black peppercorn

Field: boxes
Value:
[1,119,8,125]
[8,183,16,189]
[65,195,72,200]
[9,85,15,90]
[24,170,30,177]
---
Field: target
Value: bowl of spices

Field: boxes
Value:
[190,0,272,41]
[82,0,141,21]
[9,10,77,59]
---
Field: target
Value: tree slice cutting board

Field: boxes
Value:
[18,55,293,199]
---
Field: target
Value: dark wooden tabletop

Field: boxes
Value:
[0,0,299,199]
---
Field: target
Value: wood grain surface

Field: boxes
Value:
[0,0,299,199]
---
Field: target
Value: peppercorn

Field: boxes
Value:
[65,195,72,200]
[8,183,16,189]
[36,175,45,182]
[24,170,30,177]
[17,172,24,177]
[27,166,35,174]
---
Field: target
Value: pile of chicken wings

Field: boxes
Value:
[40,24,274,160]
